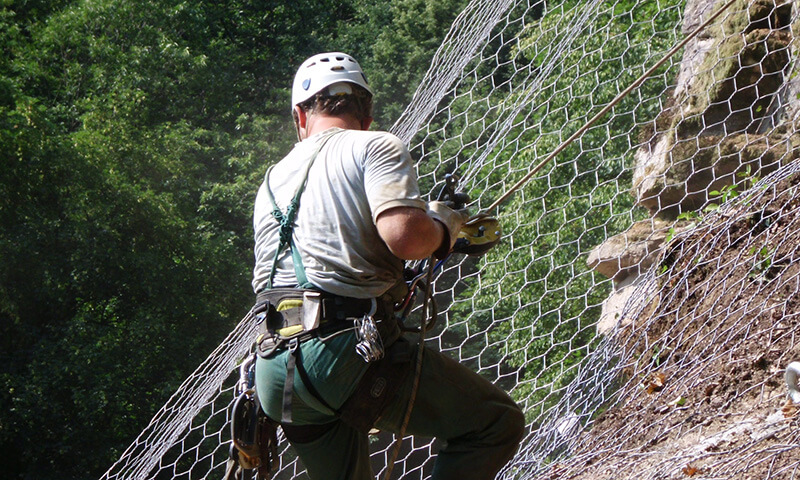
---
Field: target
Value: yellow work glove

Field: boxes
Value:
[427,200,469,259]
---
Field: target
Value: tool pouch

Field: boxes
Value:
[257,288,320,337]
[338,337,413,434]
[254,288,321,358]
[254,288,400,358]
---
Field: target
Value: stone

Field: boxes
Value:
[587,218,674,280]
[674,0,718,100]
[633,132,796,213]
[596,274,659,334]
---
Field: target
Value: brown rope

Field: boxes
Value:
[383,257,435,480]
[380,1,740,476]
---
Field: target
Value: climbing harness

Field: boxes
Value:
[243,136,503,476]
[259,127,402,422]
[262,129,341,290]
[254,287,400,424]
[250,286,410,430]
[253,289,398,357]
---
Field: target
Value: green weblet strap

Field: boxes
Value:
[263,130,340,289]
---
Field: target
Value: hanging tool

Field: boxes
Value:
[439,173,502,256]
[454,213,502,257]
[223,354,279,480]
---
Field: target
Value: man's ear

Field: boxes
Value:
[294,106,308,129]
[294,106,308,140]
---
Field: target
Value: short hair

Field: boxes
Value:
[293,84,373,124]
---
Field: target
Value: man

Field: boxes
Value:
[252,52,524,480]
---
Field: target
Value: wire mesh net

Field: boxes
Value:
[100,0,800,478]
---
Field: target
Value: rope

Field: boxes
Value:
[382,257,436,480]
[382,1,738,475]
[386,0,736,474]
[485,0,740,213]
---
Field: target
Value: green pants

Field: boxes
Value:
[255,331,525,480]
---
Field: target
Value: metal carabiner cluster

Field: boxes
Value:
[395,259,439,333]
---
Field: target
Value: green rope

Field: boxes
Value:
[264,129,341,289]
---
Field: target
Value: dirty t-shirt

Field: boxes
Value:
[252,127,426,298]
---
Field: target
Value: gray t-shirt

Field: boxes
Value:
[252,127,426,298]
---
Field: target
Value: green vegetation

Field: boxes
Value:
[448,0,683,419]
[0,1,465,478]
[2,0,692,476]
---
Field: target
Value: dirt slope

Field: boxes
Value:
[551,171,800,479]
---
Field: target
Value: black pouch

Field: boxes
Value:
[256,288,310,331]
[338,337,413,434]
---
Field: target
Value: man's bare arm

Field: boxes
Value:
[376,207,446,260]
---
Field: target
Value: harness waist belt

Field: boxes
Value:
[253,288,398,356]
[256,288,389,324]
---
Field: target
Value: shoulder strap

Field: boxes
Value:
[263,129,340,289]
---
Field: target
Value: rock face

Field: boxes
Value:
[587,218,676,280]
[591,0,800,333]
[594,274,658,334]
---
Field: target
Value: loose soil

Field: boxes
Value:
[549,173,800,479]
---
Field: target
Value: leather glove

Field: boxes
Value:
[427,201,469,259]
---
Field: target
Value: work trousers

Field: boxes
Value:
[255,331,525,480]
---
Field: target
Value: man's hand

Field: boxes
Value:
[427,201,469,259]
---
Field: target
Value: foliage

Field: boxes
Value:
[0,0,691,475]
[447,0,683,417]
[0,0,464,478]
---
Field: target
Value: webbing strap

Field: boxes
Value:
[264,129,341,289]
[282,340,298,423]
[281,338,338,424]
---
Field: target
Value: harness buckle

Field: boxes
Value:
[287,337,299,354]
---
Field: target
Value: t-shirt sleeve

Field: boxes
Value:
[363,133,427,222]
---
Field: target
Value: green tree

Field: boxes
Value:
[0,0,474,477]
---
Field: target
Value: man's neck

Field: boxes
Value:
[304,114,362,138]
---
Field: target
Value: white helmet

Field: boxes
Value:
[291,52,373,109]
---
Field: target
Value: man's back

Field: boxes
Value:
[252,127,425,298]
